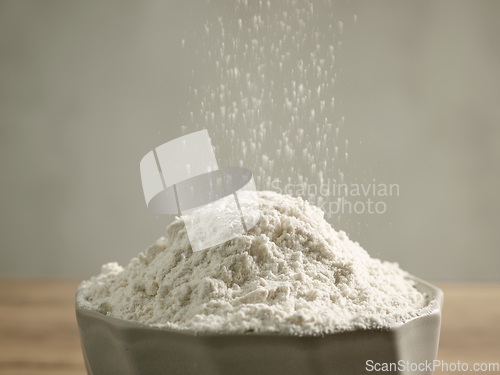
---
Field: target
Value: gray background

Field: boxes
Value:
[0,0,499,281]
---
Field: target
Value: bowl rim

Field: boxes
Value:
[75,274,443,338]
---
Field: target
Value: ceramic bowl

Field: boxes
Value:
[76,276,443,375]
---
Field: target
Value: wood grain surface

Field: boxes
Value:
[0,281,498,375]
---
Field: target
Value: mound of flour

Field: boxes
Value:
[78,191,427,335]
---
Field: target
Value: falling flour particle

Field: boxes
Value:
[78,191,428,335]
[184,1,350,209]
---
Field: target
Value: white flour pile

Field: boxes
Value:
[78,191,427,335]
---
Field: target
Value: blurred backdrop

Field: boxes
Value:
[0,0,499,281]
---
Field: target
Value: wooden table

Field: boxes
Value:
[0,281,498,375]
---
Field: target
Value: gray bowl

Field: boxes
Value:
[76,276,443,375]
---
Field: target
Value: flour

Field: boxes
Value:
[184,1,350,206]
[78,191,427,335]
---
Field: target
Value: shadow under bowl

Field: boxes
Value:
[76,276,443,375]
